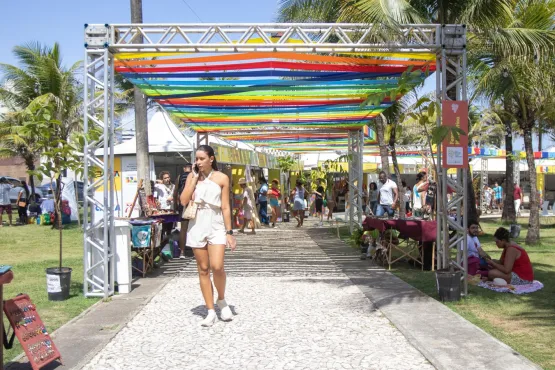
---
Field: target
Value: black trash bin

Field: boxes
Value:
[46,267,72,301]
[435,269,461,302]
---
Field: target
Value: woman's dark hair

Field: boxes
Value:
[296,179,303,186]
[196,145,218,170]
[416,172,425,182]
[401,180,407,187]
[21,180,29,200]
[494,227,511,242]
[369,182,377,190]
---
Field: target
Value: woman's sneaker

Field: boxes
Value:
[217,299,233,321]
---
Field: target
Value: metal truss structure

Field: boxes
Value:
[84,22,466,298]
[85,23,441,53]
[435,25,468,296]
[480,158,489,212]
[83,48,116,298]
[348,129,364,232]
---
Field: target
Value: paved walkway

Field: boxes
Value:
[83,224,433,370]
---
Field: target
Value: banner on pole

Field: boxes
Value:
[442,100,469,168]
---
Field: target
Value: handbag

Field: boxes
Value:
[182,200,198,220]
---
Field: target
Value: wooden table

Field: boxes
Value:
[363,218,437,270]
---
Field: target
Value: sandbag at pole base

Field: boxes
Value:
[435,268,462,302]
[46,267,72,301]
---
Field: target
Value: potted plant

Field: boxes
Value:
[23,98,85,301]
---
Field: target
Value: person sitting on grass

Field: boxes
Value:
[486,227,534,285]
[465,220,490,276]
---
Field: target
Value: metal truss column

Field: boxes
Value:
[436,25,468,296]
[83,30,116,298]
[348,129,364,232]
[480,158,489,212]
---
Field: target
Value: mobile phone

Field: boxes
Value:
[193,165,199,175]
[0,265,12,275]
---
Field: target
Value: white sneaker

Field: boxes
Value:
[179,253,186,260]
[217,299,233,321]
[200,309,217,327]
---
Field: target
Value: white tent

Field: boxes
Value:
[96,110,194,156]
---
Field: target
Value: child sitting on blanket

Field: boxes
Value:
[485,227,534,285]
[465,220,491,276]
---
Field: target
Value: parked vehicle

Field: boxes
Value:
[38,180,84,203]
[1,176,44,205]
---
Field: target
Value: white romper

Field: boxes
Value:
[186,172,227,248]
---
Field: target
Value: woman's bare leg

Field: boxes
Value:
[207,244,226,300]
[193,247,214,309]
[488,269,512,283]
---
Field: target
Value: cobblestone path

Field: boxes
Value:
[83,224,434,370]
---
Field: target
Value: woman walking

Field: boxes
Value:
[291,179,307,227]
[180,145,237,327]
[16,181,30,225]
[368,182,378,215]
[326,185,336,221]
[269,179,281,228]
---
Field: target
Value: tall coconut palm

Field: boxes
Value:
[0,42,82,196]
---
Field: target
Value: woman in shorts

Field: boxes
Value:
[268,179,281,228]
[180,145,237,327]
[290,179,307,227]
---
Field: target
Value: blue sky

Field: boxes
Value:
[0,0,280,67]
[0,0,551,150]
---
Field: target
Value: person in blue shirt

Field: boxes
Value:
[492,182,503,212]
[257,177,270,226]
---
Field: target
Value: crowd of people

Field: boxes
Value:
[480,182,524,216]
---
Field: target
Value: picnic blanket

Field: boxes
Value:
[478,280,544,294]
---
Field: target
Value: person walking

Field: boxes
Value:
[268,179,281,228]
[16,180,30,225]
[312,178,325,226]
[368,182,378,215]
[257,177,270,226]
[412,172,427,217]
[376,171,398,218]
[291,179,307,227]
[493,182,503,212]
[326,185,336,221]
[174,163,192,259]
[154,171,175,211]
[402,180,411,214]
[0,177,14,227]
[180,145,237,327]
[513,182,523,217]
[238,178,255,234]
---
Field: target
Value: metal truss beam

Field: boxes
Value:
[83,48,115,298]
[348,129,364,232]
[84,23,441,53]
[435,25,468,296]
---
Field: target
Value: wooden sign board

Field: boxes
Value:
[3,294,61,370]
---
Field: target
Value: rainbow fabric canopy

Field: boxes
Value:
[115,51,434,152]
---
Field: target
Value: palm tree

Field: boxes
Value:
[0,42,82,197]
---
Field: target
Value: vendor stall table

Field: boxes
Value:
[363,217,437,270]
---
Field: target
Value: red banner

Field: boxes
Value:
[442,101,469,168]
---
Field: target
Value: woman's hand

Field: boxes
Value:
[226,234,237,251]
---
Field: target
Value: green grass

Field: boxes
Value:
[1,223,99,362]
[338,219,555,370]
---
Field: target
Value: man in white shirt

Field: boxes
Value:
[464,220,490,276]
[0,177,14,226]
[154,171,175,211]
[376,171,398,218]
